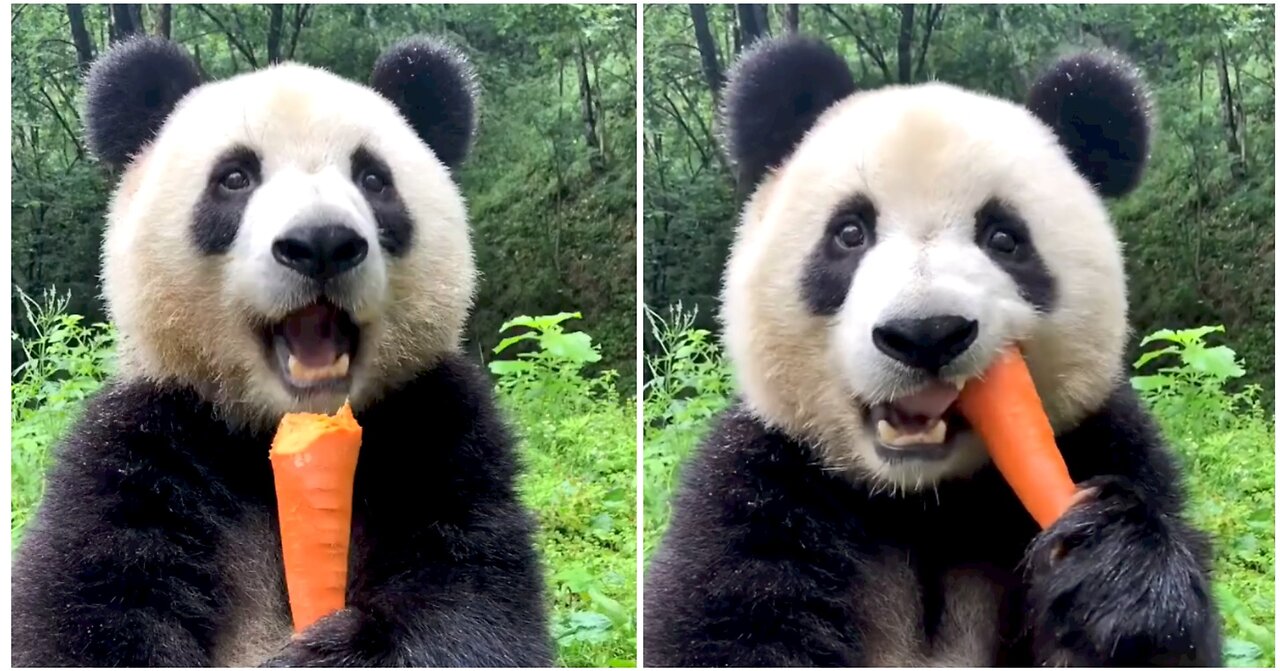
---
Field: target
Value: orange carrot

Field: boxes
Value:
[957,348,1076,529]
[269,400,362,632]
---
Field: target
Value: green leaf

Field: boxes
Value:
[587,586,629,626]
[488,360,533,376]
[1185,345,1246,379]
[493,332,537,354]
[1224,638,1263,665]
[497,315,540,332]
[1130,374,1173,391]
[541,331,602,363]
[1133,345,1179,370]
[590,512,614,532]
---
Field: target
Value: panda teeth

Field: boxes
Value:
[876,419,948,447]
[287,353,351,382]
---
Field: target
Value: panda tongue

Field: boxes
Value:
[283,304,340,369]
[889,382,960,430]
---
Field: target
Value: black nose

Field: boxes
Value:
[872,316,979,371]
[272,224,368,281]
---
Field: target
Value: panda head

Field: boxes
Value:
[85,35,480,428]
[719,36,1151,491]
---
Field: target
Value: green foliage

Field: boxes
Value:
[10,299,636,667]
[489,312,637,667]
[643,308,1274,665]
[643,3,1275,404]
[1131,327,1274,666]
[11,287,116,543]
[641,304,732,558]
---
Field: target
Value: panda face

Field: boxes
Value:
[719,38,1149,492]
[89,38,479,428]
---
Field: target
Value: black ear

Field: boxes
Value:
[1026,50,1153,198]
[371,36,478,170]
[84,36,201,169]
[720,35,856,189]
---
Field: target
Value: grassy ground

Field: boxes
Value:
[643,303,1274,667]
[10,289,636,667]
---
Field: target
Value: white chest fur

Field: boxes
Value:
[855,550,1005,666]
[209,510,294,667]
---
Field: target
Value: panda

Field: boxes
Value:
[643,35,1222,667]
[11,35,553,667]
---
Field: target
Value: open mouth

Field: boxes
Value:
[261,301,361,393]
[865,381,969,462]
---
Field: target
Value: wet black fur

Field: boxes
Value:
[193,146,262,254]
[371,36,479,170]
[720,35,856,189]
[801,195,878,316]
[83,34,477,177]
[974,199,1057,311]
[1026,50,1152,198]
[352,146,414,256]
[644,385,1222,666]
[83,35,201,169]
[12,354,553,667]
[721,35,1150,200]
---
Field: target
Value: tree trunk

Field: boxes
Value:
[66,5,96,73]
[266,4,284,63]
[690,4,724,102]
[737,5,769,48]
[110,4,141,43]
[287,4,310,60]
[786,4,799,32]
[914,5,941,81]
[896,4,915,84]
[156,4,171,39]
[1232,53,1248,171]
[1216,38,1244,178]
[577,39,600,171]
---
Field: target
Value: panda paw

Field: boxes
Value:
[260,608,382,667]
[1025,476,1220,666]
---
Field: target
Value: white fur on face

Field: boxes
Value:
[102,63,476,429]
[723,83,1128,489]
[228,165,389,323]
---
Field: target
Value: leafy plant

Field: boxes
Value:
[11,286,117,543]
[641,303,733,560]
[487,310,637,667]
[1131,325,1263,430]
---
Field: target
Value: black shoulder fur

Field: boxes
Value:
[644,384,1221,666]
[12,354,553,667]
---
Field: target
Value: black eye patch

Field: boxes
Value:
[351,146,412,256]
[192,146,261,255]
[801,195,878,316]
[974,199,1056,311]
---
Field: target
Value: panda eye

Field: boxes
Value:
[219,169,251,192]
[361,170,389,194]
[986,228,1019,256]
[834,219,867,250]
